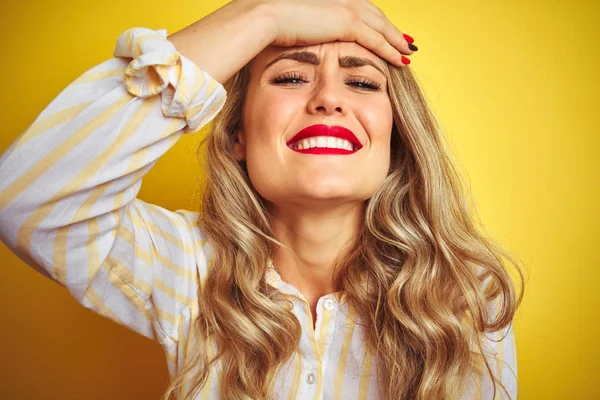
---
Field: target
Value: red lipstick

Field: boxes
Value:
[287,124,362,155]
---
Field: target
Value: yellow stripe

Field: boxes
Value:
[304,302,323,400]
[165,347,177,364]
[138,216,196,255]
[104,253,152,294]
[85,263,174,340]
[61,162,147,286]
[84,285,125,324]
[311,300,333,400]
[52,214,70,285]
[0,94,132,209]
[127,209,197,282]
[182,70,208,119]
[184,76,224,133]
[358,342,374,400]
[286,350,303,400]
[118,221,195,280]
[102,256,177,326]
[317,306,333,359]
[145,203,186,228]
[105,246,188,328]
[106,121,195,281]
[73,68,125,84]
[125,30,134,56]
[334,304,357,400]
[11,101,93,153]
[206,75,218,98]
[86,115,197,304]
[205,95,225,116]
[85,208,115,287]
[100,255,178,345]
[113,178,126,215]
[176,58,191,111]
[147,65,164,95]
[155,304,178,328]
[11,94,133,259]
[153,277,197,308]
[12,55,138,155]
[105,256,154,323]
[94,205,128,289]
[99,152,147,288]
[132,34,170,59]
[151,56,181,95]
[20,94,147,285]
[53,171,129,285]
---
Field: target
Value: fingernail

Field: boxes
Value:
[401,56,411,65]
[408,43,418,51]
[403,33,414,44]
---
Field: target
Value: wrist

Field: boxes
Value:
[252,1,279,46]
[167,1,279,84]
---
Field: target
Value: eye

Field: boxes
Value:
[271,72,308,85]
[270,72,382,92]
[347,77,382,92]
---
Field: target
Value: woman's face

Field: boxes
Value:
[234,41,394,209]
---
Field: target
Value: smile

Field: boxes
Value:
[287,125,362,155]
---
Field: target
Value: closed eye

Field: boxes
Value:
[270,72,382,92]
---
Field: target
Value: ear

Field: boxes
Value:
[232,129,246,162]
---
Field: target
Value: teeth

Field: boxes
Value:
[291,136,355,151]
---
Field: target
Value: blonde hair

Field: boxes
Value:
[162,57,524,399]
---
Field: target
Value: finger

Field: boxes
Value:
[351,20,408,67]
[355,0,414,55]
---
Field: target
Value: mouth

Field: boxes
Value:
[286,124,363,155]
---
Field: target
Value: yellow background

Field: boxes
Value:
[0,0,597,398]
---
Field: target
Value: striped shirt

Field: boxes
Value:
[0,27,517,399]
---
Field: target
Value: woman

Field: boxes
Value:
[0,0,523,399]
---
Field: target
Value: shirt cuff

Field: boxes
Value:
[113,27,227,133]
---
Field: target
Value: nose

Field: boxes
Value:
[306,77,347,116]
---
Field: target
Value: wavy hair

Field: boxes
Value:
[161,55,525,399]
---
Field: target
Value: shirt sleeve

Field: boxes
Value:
[0,27,226,350]
[470,296,519,400]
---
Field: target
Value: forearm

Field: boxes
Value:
[168,1,277,85]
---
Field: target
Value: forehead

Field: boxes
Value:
[251,41,383,72]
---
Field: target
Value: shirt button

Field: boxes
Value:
[306,372,316,384]
[324,299,336,310]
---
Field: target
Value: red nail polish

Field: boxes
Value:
[403,33,414,44]
[401,56,411,65]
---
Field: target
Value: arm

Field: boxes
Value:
[167,0,277,85]
[0,27,226,355]
[0,3,276,364]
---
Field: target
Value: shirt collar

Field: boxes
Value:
[266,258,347,303]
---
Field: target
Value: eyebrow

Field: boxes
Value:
[263,50,386,77]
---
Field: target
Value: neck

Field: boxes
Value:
[267,201,364,301]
